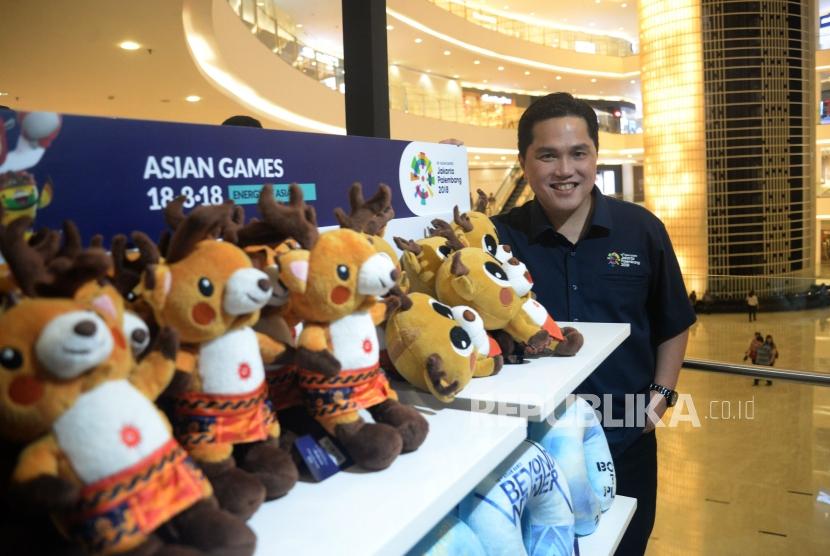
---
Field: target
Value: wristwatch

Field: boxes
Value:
[649,383,678,407]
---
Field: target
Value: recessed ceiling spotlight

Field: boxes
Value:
[555,75,562,80]
[595,0,601,3]
[524,70,530,75]
[414,37,423,43]
[119,40,141,50]
[589,22,596,27]
[590,78,597,83]
[543,85,548,89]
[185,95,201,102]
[443,50,451,55]
[474,155,481,160]
[497,66,504,71]
[622,2,628,7]
[387,24,394,30]
[453,74,460,78]
[500,156,506,160]
[630,79,636,84]
[473,59,481,65]
[426,69,432,73]
[483,79,488,83]
[296,23,303,28]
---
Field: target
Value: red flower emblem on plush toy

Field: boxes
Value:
[120,425,142,448]
[362,339,373,353]
[238,363,252,379]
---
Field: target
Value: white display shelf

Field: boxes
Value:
[576,496,637,555]
[249,408,526,555]
[394,322,630,423]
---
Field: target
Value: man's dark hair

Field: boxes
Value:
[517,92,599,157]
[0,105,10,111]
[221,115,262,128]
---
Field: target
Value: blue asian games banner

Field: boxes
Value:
[0,110,470,244]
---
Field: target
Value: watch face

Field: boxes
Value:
[668,390,679,407]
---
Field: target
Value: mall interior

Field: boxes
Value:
[2,0,830,554]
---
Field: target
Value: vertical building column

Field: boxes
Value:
[621,163,634,202]
[342,0,390,138]
[639,0,709,296]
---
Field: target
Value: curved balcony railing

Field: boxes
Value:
[227,0,640,134]
[426,0,637,57]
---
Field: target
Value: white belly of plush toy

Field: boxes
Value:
[522,298,549,327]
[53,380,171,484]
[198,326,265,394]
[329,311,379,370]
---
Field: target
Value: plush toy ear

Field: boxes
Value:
[74,282,124,326]
[401,251,422,274]
[141,264,172,311]
[451,274,475,301]
[278,249,309,294]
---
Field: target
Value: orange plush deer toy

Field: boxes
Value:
[0,216,255,555]
[138,200,297,520]
[278,224,429,471]
[235,184,318,416]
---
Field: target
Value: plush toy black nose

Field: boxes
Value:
[257,278,271,292]
[132,329,148,344]
[462,310,476,322]
[390,269,400,282]
[74,320,97,337]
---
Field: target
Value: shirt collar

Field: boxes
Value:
[528,185,614,241]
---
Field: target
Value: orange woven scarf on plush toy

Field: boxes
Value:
[63,439,210,555]
[541,314,564,342]
[298,363,394,420]
[172,383,276,446]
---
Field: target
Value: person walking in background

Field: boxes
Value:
[744,332,763,363]
[746,289,759,321]
[753,334,777,385]
[688,290,697,312]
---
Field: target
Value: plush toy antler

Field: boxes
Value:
[164,199,236,263]
[428,219,467,252]
[474,188,489,213]
[334,182,394,236]
[237,184,319,249]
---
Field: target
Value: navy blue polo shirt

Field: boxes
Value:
[493,187,696,455]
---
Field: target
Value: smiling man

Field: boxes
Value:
[493,93,696,555]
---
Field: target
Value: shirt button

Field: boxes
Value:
[573,317,580,322]
[572,284,578,291]
[570,251,576,257]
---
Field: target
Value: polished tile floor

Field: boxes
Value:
[646,309,830,555]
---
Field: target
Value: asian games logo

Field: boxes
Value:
[607,252,621,267]
[410,151,435,205]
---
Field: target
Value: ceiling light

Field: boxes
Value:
[387,25,394,30]
[483,79,488,83]
[296,24,303,28]
[555,75,562,80]
[589,22,596,27]
[473,59,480,65]
[426,69,432,73]
[119,40,141,50]
[414,37,423,43]
[524,70,530,75]
[630,79,636,84]
[590,78,597,83]
[497,66,504,71]
[622,3,628,6]
[474,155,481,160]
[500,156,506,160]
[185,95,201,102]
[443,50,451,55]
[453,74,460,78]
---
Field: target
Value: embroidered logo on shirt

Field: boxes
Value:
[607,252,641,268]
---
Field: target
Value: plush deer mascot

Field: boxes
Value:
[138,200,297,520]
[278,219,429,471]
[0,215,256,555]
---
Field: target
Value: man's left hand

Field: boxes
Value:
[644,390,668,433]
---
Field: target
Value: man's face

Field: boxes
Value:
[520,116,597,221]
